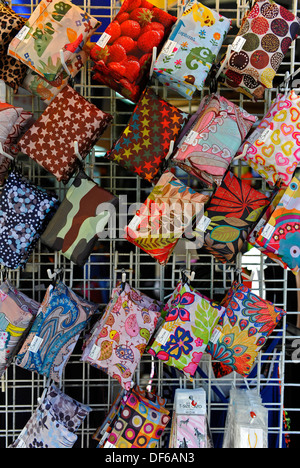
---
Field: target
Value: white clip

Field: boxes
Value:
[0,142,14,161]
[149,46,157,79]
[216,45,232,79]
[165,140,175,161]
[74,140,83,162]
[60,49,71,77]
[47,268,63,281]
[122,270,126,284]
[234,143,250,161]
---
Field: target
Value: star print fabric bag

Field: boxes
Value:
[172,93,257,186]
[148,281,225,379]
[105,87,189,183]
[125,170,210,266]
[153,0,231,100]
[90,0,176,103]
[41,171,118,267]
[0,169,58,270]
[18,85,113,183]
[81,282,161,391]
[206,281,286,377]
[15,281,98,383]
[8,0,100,83]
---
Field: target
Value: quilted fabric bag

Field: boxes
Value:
[105,87,189,182]
[41,171,118,267]
[153,0,231,99]
[0,280,40,377]
[15,282,98,382]
[255,176,300,275]
[90,0,176,102]
[0,3,28,92]
[81,282,161,391]
[125,170,210,266]
[9,384,91,448]
[0,169,58,269]
[148,280,225,378]
[172,93,257,186]
[18,85,113,183]
[199,171,271,264]
[8,0,100,82]
[206,281,286,377]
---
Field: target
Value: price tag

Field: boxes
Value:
[196,216,211,232]
[15,26,30,42]
[231,36,246,53]
[261,223,275,240]
[96,32,111,48]
[184,130,198,145]
[29,336,43,354]
[88,343,100,361]
[162,39,178,56]
[156,328,171,346]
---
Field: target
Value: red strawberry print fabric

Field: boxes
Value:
[18,85,113,183]
[90,0,176,102]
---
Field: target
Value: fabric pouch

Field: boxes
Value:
[224,0,300,91]
[9,384,91,448]
[238,90,300,188]
[153,1,231,99]
[255,176,300,275]
[8,0,100,82]
[148,280,225,378]
[0,280,40,377]
[18,85,113,183]
[199,171,271,264]
[81,282,161,391]
[105,87,189,182]
[90,0,176,103]
[172,93,257,186]
[15,281,98,382]
[125,170,210,266]
[0,169,58,269]
[0,3,28,92]
[41,171,118,267]
[206,281,286,377]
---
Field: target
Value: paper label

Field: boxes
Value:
[88,343,100,361]
[261,223,275,240]
[29,336,43,354]
[210,328,222,344]
[184,130,198,145]
[15,438,26,448]
[162,39,178,56]
[156,328,171,346]
[128,216,140,232]
[258,127,273,143]
[239,427,264,448]
[175,388,206,415]
[231,36,246,53]
[104,441,115,448]
[16,26,30,42]
[96,32,111,48]
[196,216,211,232]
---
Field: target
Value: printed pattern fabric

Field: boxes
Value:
[105,87,189,183]
[153,1,231,99]
[90,0,176,103]
[125,170,210,266]
[224,0,300,90]
[255,176,300,275]
[15,282,98,382]
[81,282,161,391]
[18,85,113,183]
[8,0,100,82]
[239,90,300,188]
[102,386,170,448]
[220,68,267,101]
[9,384,91,448]
[200,171,271,264]
[0,169,58,269]
[0,280,40,377]
[174,414,207,448]
[206,281,286,377]
[0,3,28,92]
[148,281,225,378]
[172,93,257,186]
[41,171,118,267]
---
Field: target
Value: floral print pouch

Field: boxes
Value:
[255,176,300,275]
[8,0,100,82]
[199,171,271,264]
[206,281,286,377]
[105,87,189,183]
[172,93,257,187]
[148,281,225,379]
[18,85,113,183]
[0,280,40,377]
[153,1,231,100]
[10,384,91,448]
[239,90,300,188]
[41,171,118,267]
[0,169,59,270]
[15,281,98,382]
[90,0,176,103]
[125,170,210,266]
[81,282,161,391]
[224,0,300,91]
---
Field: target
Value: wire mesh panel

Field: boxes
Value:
[0,0,300,449]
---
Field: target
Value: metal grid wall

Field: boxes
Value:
[1,0,300,449]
